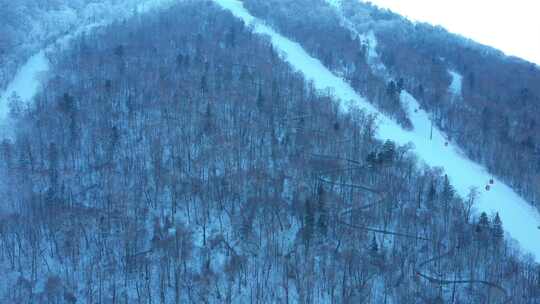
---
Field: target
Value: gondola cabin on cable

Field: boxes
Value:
[485,185,491,191]
[489,179,494,185]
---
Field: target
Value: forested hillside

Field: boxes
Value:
[0,0,166,91]
[341,0,540,208]
[241,0,540,209]
[0,1,539,303]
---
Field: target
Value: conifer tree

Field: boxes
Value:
[316,184,328,237]
[256,86,264,110]
[303,199,315,249]
[441,175,455,203]
[476,212,490,233]
[492,212,504,240]
[370,235,378,254]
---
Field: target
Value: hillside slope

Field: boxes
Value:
[0,0,177,92]
[238,0,540,260]
[339,0,540,206]
[0,0,176,136]
[0,1,539,303]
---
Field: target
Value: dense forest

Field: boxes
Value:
[1,1,540,303]
[242,0,414,129]
[241,0,540,210]
[0,0,161,91]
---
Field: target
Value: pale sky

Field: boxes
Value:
[366,0,540,65]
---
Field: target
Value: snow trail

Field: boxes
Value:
[2,0,539,260]
[448,70,463,99]
[0,51,49,125]
[0,0,177,138]
[214,0,540,260]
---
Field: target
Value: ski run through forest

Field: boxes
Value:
[2,0,539,261]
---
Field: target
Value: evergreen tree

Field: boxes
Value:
[271,78,280,102]
[176,53,184,67]
[204,102,213,133]
[417,84,424,98]
[58,93,74,114]
[200,74,208,94]
[108,126,119,162]
[492,212,504,240]
[226,26,236,48]
[316,184,328,237]
[239,64,249,82]
[427,181,437,203]
[370,235,378,254]
[386,80,397,97]
[8,93,23,119]
[396,77,405,94]
[396,78,404,92]
[114,44,124,57]
[476,212,490,233]
[48,142,59,191]
[303,198,315,249]
[256,86,264,110]
[0,140,12,170]
[441,175,455,203]
[468,71,475,90]
[366,151,378,166]
[379,140,396,164]
[333,121,340,132]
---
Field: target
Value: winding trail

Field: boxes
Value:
[0,0,177,138]
[2,0,540,261]
[212,0,540,261]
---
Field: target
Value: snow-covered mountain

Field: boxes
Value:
[0,0,178,92]
[216,0,540,261]
[0,0,178,135]
[1,0,539,302]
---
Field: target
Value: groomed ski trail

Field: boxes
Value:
[213,0,540,261]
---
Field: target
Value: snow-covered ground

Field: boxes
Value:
[0,51,49,137]
[213,0,540,261]
[3,0,540,261]
[0,0,177,138]
[448,69,463,99]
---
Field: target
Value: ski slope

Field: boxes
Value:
[0,51,49,137]
[213,0,540,260]
[0,0,177,138]
[2,0,539,260]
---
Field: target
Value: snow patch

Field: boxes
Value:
[325,0,343,9]
[0,51,49,137]
[359,31,379,62]
[213,0,540,261]
[136,0,176,14]
[448,69,463,99]
[0,51,49,115]
[324,0,388,76]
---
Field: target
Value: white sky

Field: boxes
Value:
[366,0,540,65]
